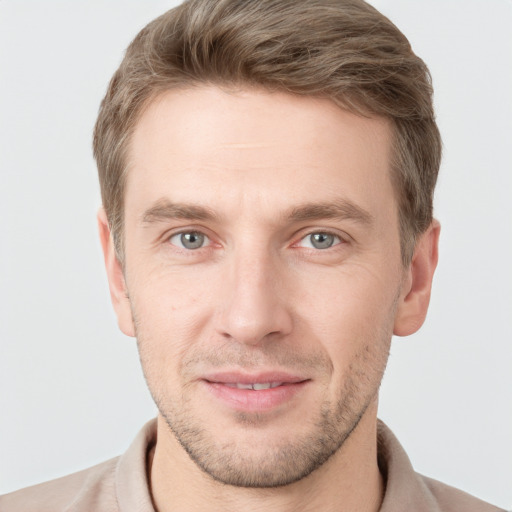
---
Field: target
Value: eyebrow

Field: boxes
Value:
[140,198,373,226]
[287,200,374,225]
[141,199,219,224]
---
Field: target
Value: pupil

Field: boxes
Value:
[312,233,333,249]
[181,232,204,249]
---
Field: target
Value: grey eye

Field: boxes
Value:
[298,232,340,249]
[310,233,335,249]
[170,231,208,250]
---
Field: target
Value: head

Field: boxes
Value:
[95,0,441,490]
[94,0,441,267]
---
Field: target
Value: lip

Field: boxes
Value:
[201,371,310,412]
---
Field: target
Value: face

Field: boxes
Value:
[105,86,421,487]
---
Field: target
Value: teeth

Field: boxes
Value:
[232,382,283,390]
[252,383,271,390]
[234,383,253,390]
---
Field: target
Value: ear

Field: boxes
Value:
[97,208,135,337]
[394,220,440,337]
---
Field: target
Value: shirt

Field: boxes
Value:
[0,419,505,511]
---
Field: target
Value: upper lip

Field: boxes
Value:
[202,371,309,385]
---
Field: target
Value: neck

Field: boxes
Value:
[149,402,384,512]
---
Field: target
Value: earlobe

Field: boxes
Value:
[97,208,135,337]
[393,220,440,337]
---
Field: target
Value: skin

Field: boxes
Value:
[99,86,439,512]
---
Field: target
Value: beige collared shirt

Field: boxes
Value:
[0,419,504,511]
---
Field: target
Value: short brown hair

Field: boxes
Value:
[93,0,441,265]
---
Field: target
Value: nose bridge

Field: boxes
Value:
[217,240,292,345]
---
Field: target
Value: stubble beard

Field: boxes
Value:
[161,381,379,488]
[136,333,391,489]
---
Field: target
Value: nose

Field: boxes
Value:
[216,249,293,346]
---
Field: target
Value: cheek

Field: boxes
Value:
[297,263,398,324]
[128,267,218,366]
[294,264,398,361]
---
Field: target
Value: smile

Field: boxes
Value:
[201,373,310,412]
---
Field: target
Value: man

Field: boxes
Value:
[0,0,506,511]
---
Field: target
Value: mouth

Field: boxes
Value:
[201,372,310,412]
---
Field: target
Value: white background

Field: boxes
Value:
[1,1,511,508]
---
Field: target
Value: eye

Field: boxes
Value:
[169,231,210,250]
[297,232,342,250]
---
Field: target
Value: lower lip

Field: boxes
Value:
[203,381,308,412]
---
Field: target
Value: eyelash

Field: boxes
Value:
[165,229,346,252]
[293,231,344,250]
[167,230,213,251]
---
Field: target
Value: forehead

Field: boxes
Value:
[125,86,395,222]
